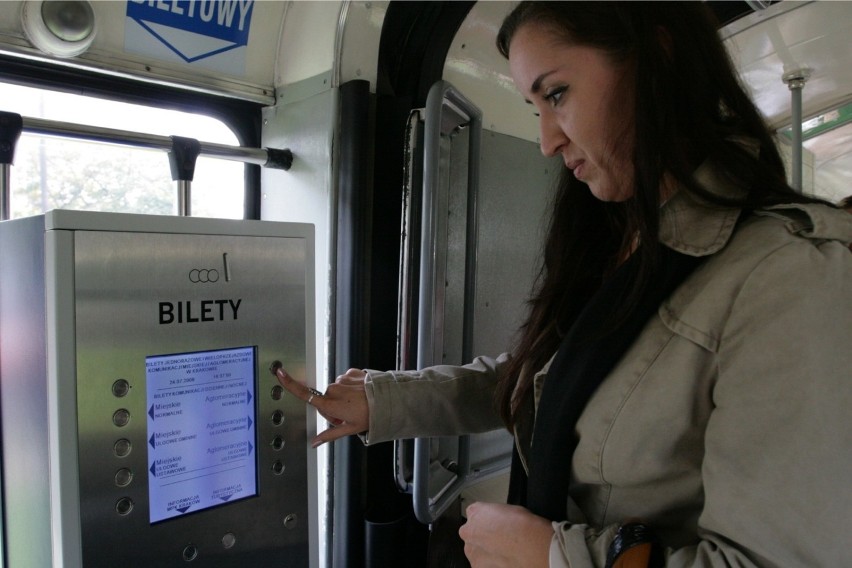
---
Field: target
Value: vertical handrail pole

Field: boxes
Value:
[0,112,24,221]
[789,83,803,192]
[1,164,10,221]
[177,180,192,217]
[783,69,810,192]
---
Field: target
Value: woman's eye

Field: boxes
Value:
[544,86,567,107]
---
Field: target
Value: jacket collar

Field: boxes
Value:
[660,158,852,256]
[659,160,743,257]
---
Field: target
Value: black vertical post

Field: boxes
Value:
[333,79,372,568]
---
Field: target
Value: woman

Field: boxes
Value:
[275,2,852,566]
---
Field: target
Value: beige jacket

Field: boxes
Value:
[364,185,852,566]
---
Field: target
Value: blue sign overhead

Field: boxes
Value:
[126,0,255,63]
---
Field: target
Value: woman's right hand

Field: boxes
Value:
[272,365,370,447]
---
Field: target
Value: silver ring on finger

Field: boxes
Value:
[307,387,323,405]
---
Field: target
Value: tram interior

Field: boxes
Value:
[0,1,850,567]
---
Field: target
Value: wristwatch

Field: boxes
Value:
[604,522,664,568]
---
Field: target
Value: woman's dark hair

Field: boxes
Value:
[494,1,824,430]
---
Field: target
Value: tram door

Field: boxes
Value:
[394,79,557,528]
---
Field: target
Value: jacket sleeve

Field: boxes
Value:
[548,237,852,567]
[361,353,509,444]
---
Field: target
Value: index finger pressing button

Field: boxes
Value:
[270,361,316,404]
[269,360,283,377]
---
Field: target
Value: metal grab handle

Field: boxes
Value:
[412,80,482,524]
[6,113,293,169]
[0,110,293,220]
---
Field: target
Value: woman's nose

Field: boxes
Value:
[538,115,567,157]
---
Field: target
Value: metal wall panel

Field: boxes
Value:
[458,130,557,361]
[445,128,558,495]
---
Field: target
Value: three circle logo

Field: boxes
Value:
[189,269,219,283]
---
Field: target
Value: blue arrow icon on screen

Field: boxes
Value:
[150,462,157,477]
[149,405,155,421]
[247,389,252,405]
[149,433,156,449]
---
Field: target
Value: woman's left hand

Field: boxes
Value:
[459,502,553,568]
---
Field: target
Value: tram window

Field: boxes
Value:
[0,81,244,220]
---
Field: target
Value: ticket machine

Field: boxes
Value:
[0,210,316,567]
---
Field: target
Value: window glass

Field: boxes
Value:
[0,82,244,219]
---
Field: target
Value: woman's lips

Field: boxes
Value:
[566,159,585,180]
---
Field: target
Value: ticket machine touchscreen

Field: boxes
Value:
[146,346,258,524]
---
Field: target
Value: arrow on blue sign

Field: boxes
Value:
[126,0,255,63]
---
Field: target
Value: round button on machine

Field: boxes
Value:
[221,533,236,549]
[115,497,134,516]
[112,409,131,427]
[115,468,133,487]
[182,544,198,562]
[112,379,130,398]
[113,438,132,457]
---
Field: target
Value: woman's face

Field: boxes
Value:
[509,23,635,202]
